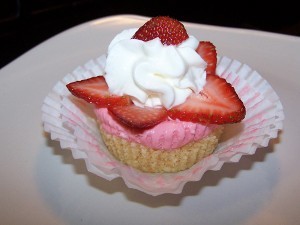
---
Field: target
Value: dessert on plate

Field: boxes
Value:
[41,15,284,195]
[65,16,246,173]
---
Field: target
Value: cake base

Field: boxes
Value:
[100,126,224,173]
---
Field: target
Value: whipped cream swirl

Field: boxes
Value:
[104,28,207,109]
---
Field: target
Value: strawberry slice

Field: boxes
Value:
[132,16,189,45]
[108,105,168,129]
[66,76,131,107]
[168,74,246,124]
[196,41,217,75]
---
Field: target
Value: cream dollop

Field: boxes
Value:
[104,28,207,109]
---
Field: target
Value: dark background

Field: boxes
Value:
[1,0,300,69]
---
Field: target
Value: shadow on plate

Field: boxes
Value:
[41,131,280,207]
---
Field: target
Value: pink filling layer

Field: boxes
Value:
[95,108,220,151]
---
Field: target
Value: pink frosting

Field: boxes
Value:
[94,108,220,151]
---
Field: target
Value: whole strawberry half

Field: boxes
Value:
[168,74,246,124]
[132,16,189,45]
[196,41,217,75]
[66,76,131,107]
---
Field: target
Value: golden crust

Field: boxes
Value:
[99,126,224,173]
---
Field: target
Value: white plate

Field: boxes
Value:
[0,14,299,225]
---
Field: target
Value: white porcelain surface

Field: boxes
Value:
[1,14,299,225]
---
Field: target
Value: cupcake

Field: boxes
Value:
[65,16,246,173]
[42,16,284,195]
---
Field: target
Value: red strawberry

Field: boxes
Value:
[132,16,189,45]
[168,74,246,124]
[66,76,131,107]
[109,105,168,129]
[196,41,217,75]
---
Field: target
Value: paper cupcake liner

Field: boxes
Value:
[41,55,284,196]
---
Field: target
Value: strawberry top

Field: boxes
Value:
[132,16,189,45]
[66,16,246,129]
